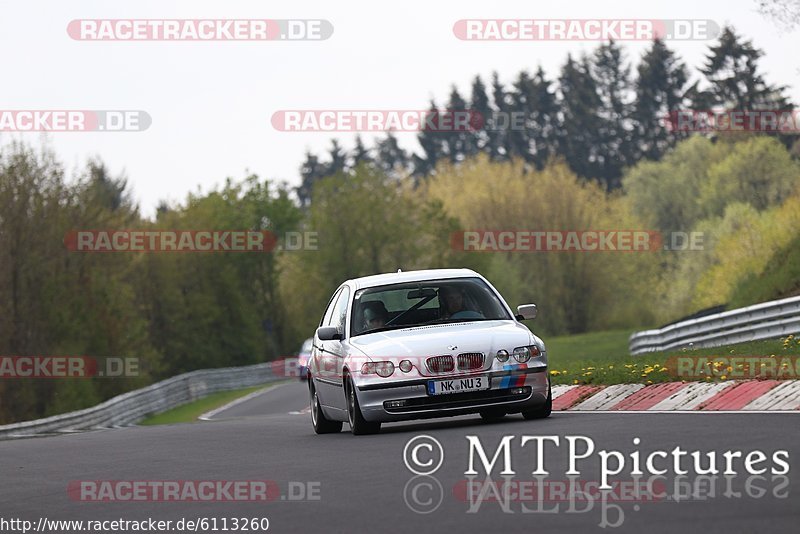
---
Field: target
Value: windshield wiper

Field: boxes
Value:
[402,317,495,327]
[423,318,491,325]
[355,324,408,336]
[355,317,498,336]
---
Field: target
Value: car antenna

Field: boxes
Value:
[397,268,402,273]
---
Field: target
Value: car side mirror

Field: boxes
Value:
[316,326,343,341]
[516,304,537,321]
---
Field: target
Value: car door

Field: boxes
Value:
[324,285,351,411]
[315,286,350,411]
[313,287,341,407]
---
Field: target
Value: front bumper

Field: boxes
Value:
[357,366,549,422]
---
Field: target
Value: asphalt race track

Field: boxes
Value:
[1,382,798,533]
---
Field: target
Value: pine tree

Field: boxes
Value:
[558,54,605,186]
[591,40,634,189]
[690,26,790,110]
[375,132,409,179]
[468,75,492,158]
[443,86,469,163]
[527,66,561,169]
[489,71,510,161]
[325,139,347,176]
[633,38,690,161]
[415,101,444,176]
[508,70,535,163]
[350,135,372,169]
[297,151,325,207]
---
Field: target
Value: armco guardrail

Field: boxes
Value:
[0,361,286,440]
[629,295,800,355]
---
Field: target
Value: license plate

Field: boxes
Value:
[427,376,490,395]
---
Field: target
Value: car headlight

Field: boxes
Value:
[361,361,395,377]
[512,345,542,363]
[496,349,510,362]
[375,362,395,377]
[512,346,531,362]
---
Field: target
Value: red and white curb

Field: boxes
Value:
[552,380,800,411]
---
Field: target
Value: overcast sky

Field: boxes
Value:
[2,0,799,217]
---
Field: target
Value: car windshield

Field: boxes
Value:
[350,277,511,336]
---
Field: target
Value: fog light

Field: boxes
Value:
[386,400,407,408]
[496,350,509,362]
[399,359,413,373]
[511,387,526,394]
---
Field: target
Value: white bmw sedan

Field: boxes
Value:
[307,268,551,435]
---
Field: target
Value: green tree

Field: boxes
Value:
[468,75,492,158]
[374,132,409,179]
[633,38,690,161]
[490,71,510,160]
[279,164,459,344]
[623,136,733,231]
[702,136,800,213]
[689,26,791,111]
[558,54,605,187]
[592,40,634,189]
[415,101,445,177]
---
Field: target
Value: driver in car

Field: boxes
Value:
[440,286,486,320]
[362,300,389,331]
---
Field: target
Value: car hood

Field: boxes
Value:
[348,320,541,375]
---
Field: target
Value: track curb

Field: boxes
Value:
[552,380,800,411]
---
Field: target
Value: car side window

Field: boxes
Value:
[332,286,351,334]
[320,288,342,327]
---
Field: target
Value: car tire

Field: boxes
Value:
[345,375,381,435]
[479,409,506,422]
[310,381,342,434]
[522,384,552,420]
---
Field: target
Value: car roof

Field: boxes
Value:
[346,268,481,291]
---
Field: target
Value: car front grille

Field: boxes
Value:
[457,352,484,370]
[426,355,455,373]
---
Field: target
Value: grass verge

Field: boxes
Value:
[139,384,280,426]
[546,330,800,386]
